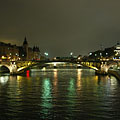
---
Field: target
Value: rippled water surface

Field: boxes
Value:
[0,69,120,120]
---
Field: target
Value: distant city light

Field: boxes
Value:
[44,52,48,56]
[70,52,73,56]
[78,57,81,60]
[89,53,92,55]
[1,56,6,59]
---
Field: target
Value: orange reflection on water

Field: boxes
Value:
[77,69,82,90]
[53,69,58,86]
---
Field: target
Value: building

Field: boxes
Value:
[88,46,115,61]
[0,42,19,61]
[114,42,120,55]
[0,37,41,61]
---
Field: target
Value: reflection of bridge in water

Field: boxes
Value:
[0,60,119,75]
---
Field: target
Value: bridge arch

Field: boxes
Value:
[0,65,10,73]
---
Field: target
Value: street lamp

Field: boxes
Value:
[44,52,48,56]
[70,52,73,57]
[44,52,48,60]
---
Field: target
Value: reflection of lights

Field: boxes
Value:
[68,78,75,102]
[41,78,52,115]
[53,69,58,86]
[26,70,30,77]
[53,69,57,72]
[42,79,51,97]
[110,76,117,86]
[0,76,9,85]
[77,69,82,79]
[17,76,23,81]
[42,67,46,71]
[77,69,82,90]
[95,76,98,80]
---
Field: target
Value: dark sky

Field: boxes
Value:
[0,0,120,58]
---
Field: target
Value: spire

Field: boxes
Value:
[23,36,28,45]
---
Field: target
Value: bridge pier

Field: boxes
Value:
[9,63,17,75]
[95,62,109,75]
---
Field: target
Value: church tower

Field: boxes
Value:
[23,37,28,60]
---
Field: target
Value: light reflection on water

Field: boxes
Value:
[0,69,120,120]
[0,75,9,85]
[41,78,52,118]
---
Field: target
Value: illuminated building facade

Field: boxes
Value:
[0,37,41,61]
[114,42,120,55]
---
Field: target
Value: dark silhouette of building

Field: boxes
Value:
[23,37,28,60]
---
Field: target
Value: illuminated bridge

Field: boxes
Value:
[0,60,119,75]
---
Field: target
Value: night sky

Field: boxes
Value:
[0,0,120,58]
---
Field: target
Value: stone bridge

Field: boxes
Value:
[0,61,38,74]
[80,60,119,74]
[0,60,119,75]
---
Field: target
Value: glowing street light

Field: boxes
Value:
[44,52,48,56]
[44,52,49,60]
[70,52,73,57]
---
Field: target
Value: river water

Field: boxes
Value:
[0,68,120,120]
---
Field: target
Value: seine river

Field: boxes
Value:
[0,68,120,120]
